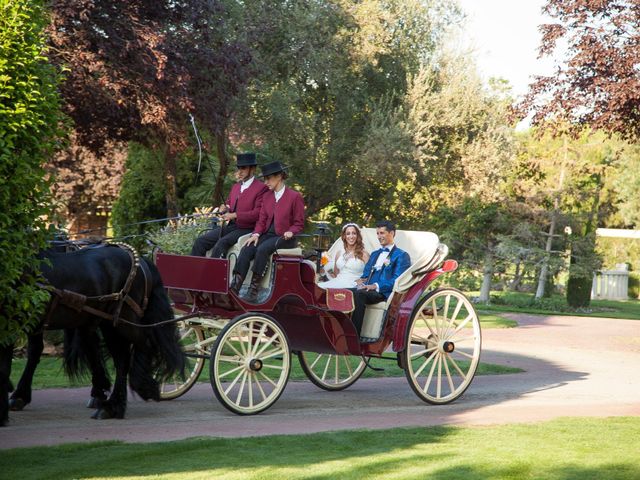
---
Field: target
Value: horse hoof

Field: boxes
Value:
[91,408,112,420]
[9,398,25,411]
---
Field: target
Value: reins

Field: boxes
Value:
[37,242,152,329]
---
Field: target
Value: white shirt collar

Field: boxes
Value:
[373,244,394,269]
[274,185,286,202]
[240,176,255,192]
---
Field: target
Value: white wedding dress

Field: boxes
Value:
[318,250,366,289]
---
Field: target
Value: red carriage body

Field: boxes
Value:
[156,228,482,414]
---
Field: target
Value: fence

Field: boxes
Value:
[591,264,629,300]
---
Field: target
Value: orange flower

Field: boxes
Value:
[320,253,329,266]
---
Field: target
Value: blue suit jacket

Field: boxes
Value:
[360,245,411,299]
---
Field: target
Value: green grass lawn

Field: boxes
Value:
[1,417,638,479]
[469,291,640,320]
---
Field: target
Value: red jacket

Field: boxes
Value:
[254,187,305,236]
[226,178,269,229]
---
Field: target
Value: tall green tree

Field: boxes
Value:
[0,0,64,343]
[236,0,462,217]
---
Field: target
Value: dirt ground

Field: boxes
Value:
[1,313,639,450]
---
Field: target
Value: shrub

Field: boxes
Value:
[148,207,215,255]
[0,0,64,344]
[629,272,640,299]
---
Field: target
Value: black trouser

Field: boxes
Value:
[190,223,252,258]
[233,233,296,278]
[348,288,386,335]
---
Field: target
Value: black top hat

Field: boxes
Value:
[236,153,257,167]
[259,161,289,178]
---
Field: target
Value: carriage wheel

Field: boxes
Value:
[402,287,481,405]
[210,313,290,415]
[298,352,366,391]
[159,321,207,400]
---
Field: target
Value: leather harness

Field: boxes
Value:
[38,242,152,329]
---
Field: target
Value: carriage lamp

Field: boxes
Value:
[313,223,332,252]
[312,223,332,273]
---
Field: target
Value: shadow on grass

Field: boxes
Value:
[1,420,638,480]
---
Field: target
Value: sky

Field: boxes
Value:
[455,0,556,99]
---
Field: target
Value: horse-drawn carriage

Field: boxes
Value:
[155,228,482,415]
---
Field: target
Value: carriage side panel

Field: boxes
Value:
[156,253,228,293]
[391,259,459,352]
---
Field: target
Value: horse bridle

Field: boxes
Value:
[37,242,152,330]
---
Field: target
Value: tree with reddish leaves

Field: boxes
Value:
[518,0,640,139]
[47,1,253,216]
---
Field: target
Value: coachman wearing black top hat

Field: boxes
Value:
[231,161,306,303]
[190,153,269,258]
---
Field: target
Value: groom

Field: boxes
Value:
[350,220,411,336]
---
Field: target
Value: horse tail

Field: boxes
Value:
[63,328,90,380]
[128,259,184,400]
[63,328,109,384]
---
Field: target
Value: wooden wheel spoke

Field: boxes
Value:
[453,314,473,334]
[410,345,438,359]
[248,372,254,408]
[453,349,475,360]
[258,348,285,361]
[262,364,284,371]
[235,327,249,357]
[250,323,268,356]
[448,335,476,344]
[344,356,353,376]
[218,355,243,364]
[442,355,455,393]
[441,295,451,336]
[417,314,438,338]
[257,370,278,388]
[235,371,248,404]
[224,368,246,395]
[309,353,324,370]
[446,353,467,379]
[436,355,443,398]
[321,354,332,381]
[218,364,245,379]
[422,352,440,393]
[444,299,463,338]
[254,333,279,357]
[224,341,245,360]
[413,349,437,377]
[253,375,267,401]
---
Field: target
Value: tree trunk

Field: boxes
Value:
[510,259,522,291]
[213,130,229,206]
[164,147,179,218]
[478,249,494,303]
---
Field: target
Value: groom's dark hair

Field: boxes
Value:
[376,220,396,233]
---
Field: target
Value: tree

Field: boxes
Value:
[46,135,126,234]
[518,0,640,139]
[0,0,64,343]
[47,1,254,216]
[236,0,462,218]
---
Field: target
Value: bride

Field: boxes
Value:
[319,223,370,289]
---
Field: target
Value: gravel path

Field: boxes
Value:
[1,313,639,449]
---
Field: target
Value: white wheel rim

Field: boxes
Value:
[300,352,366,389]
[159,321,210,399]
[213,316,290,414]
[406,290,481,403]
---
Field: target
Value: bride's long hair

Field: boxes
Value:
[341,224,366,262]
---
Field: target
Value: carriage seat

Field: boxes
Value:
[226,233,304,295]
[356,229,448,340]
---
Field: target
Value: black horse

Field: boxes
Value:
[0,243,184,425]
